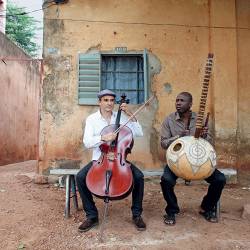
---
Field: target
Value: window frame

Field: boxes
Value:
[77,49,148,105]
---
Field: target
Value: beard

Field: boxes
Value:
[177,107,190,116]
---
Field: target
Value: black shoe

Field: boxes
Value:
[199,210,218,223]
[78,218,99,232]
[164,214,176,225]
[133,216,146,231]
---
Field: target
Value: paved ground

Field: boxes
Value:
[0,161,250,250]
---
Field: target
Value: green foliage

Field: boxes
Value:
[5,2,41,57]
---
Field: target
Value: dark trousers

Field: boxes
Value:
[160,166,226,215]
[76,161,144,219]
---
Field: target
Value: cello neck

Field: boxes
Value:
[112,93,128,147]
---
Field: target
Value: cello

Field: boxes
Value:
[86,93,134,202]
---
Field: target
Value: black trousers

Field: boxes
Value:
[76,161,144,219]
[160,165,226,215]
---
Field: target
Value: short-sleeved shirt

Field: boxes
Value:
[160,111,212,150]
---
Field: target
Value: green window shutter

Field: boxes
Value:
[143,49,148,101]
[78,53,101,105]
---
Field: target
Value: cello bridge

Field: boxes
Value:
[107,152,116,161]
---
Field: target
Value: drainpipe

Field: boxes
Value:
[0,0,6,34]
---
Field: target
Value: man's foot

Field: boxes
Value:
[133,216,146,231]
[164,214,176,225]
[199,210,218,223]
[78,218,99,232]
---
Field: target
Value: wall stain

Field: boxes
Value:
[43,56,74,124]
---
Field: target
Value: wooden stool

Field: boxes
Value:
[64,174,79,218]
[50,169,80,218]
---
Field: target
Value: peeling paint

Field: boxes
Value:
[42,56,74,124]
[164,83,172,93]
[86,44,102,53]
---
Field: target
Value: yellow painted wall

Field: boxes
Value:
[40,0,250,173]
[236,0,250,170]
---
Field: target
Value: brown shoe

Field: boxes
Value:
[133,216,146,231]
[78,218,99,232]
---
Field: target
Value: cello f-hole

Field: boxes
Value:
[118,153,125,166]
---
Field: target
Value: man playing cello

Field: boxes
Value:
[76,89,146,232]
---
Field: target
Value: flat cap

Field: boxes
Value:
[97,89,116,99]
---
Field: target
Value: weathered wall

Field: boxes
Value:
[236,0,250,170]
[40,0,250,173]
[210,0,238,168]
[0,32,40,166]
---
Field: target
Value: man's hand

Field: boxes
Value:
[120,102,129,113]
[101,132,117,142]
[120,103,136,121]
[201,126,208,138]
